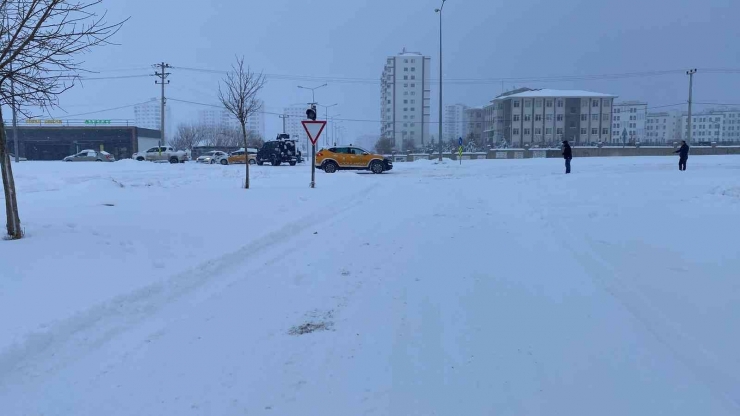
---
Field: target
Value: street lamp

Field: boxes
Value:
[297,84,328,106]
[318,103,338,145]
[328,114,342,146]
[435,0,446,162]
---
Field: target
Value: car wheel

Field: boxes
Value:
[136,157,145,161]
[220,159,228,165]
[289,161,297,166]
[323,161,338,173]
[210,159,216,164]
[169,157,179,164]
[257,159,264,166]
[249,159,256,165]
[271,156,280,166]
[370,161,384,174]
[96,159,103,162]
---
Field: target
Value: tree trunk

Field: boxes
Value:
[241,122,249,189]
[0,108,23,239]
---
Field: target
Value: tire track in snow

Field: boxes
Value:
[0,183,379,387]
[557,225,740,412]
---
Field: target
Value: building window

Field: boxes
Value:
[592,100,599,107]
[513,128,520,135]
[556,128,563,135]
[411,92,415,95]
[404,67,408,72]
[411,83,415,87]
[535,128,542,135]
[591,114,599,121]
[569,121,576,128]
[570,107,577,114]
[581,128,587,134]
[556,114,563,121]
[411,99,415,104]
[524,114,531,121]
[604,101,611,107]
[546,100,553,108]
[513,100,520,108]
[404,92,409,95]
[582,100,589,108]
[524,128,531,135]
[546,114,553,121]
[602,128,609,134]
[404,100,408,104]
[410,75,415,80]
[410,107,415,111]
[546,128,553,134]
[535,100,543,108]
[591,128,598,134]
[411,67,416,72]
[513,115,520,121]
[525,100,532,108]
[404,108,408,111]
[404,76,408,80]
[556,100,563,108]
[603,114,610,121]
[535,114,542,121]
[404,59,408,63]
[581,114,587,121]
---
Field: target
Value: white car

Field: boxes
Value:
[197,151,228,164]
[9,154,27,162]
[132,146,189,163]
[63,149,116,162]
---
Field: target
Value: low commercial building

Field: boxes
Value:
[484,88,617,147]
[4,120,161,161]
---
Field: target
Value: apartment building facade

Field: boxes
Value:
[612,101,647,144]
[681,108,740,143]
[646,112,681,144]
[380,48,431,151]
[484,88,617,147]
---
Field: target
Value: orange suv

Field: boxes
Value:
[316,146,392,174]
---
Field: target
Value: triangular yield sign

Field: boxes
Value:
[302,120,327,145]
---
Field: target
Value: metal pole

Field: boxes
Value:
[310,144,316,188]
[436,1,445,162]
[160,63,165,146]
[686,69,697,144]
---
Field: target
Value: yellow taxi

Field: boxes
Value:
[315,146,392,174]
[220,148,257,165]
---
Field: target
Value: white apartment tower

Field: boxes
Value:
[380,49,431,151]
[484,88,617,147]
[444,104,467,142]
[134,98,172,136]
[612,101,647,144]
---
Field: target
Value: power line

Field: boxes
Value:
[48,100,153,118]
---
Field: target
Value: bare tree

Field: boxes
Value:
[169,123,201,151]
[374,137,393,154]
[218,56,265,189]
[0,0,125,239]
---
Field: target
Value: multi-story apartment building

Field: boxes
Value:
[443,104,467,142]
[464,107,484,145]
[646,112,681,144]
[484,88,617,147]
[380,48,431,151]
[680,108,740,143]
[612,101,647,144]
[198,100,265,139]
[134,98,172,139]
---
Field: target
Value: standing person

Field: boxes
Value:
[562,140,572,174]
[674,140,690,171]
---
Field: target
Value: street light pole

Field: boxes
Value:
[435,0,446,162]
[318,103,338,146]
[686,69,697,144]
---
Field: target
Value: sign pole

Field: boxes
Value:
[311,143,316,188]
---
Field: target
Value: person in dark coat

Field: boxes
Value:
[674,140,689,171]
[562,140,572,174]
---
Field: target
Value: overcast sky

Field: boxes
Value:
[36,0,740,140]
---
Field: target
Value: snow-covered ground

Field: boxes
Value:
[1,156,739,415]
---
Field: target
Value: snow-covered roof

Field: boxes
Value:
[498,89,617,99]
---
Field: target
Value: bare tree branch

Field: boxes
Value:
[217,55,266,189]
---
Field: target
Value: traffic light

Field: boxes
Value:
[306,105,317,121]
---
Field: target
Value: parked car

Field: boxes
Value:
[256,136,299,166]
[132,146,188,163]
[315,146,392,174]
[219,148,257,165]
[63,149,116,162]
[8,154,27,162]
[196,151,228,164]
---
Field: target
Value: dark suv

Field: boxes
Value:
[256,135,299,166]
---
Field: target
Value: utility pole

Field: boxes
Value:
[154,62,171,146]
[279,114,289,134]
[686,69,697,144]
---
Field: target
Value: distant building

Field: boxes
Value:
[681,108,740,143]
[198,100,265,139]
[646,112,681,144]
[380,48,431,151]
[612,101,647,144]
[443,104,467,142]
[134,98,172,138]
[283,105,309,153]
[464,107,484,145]
[484,88,617,147]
